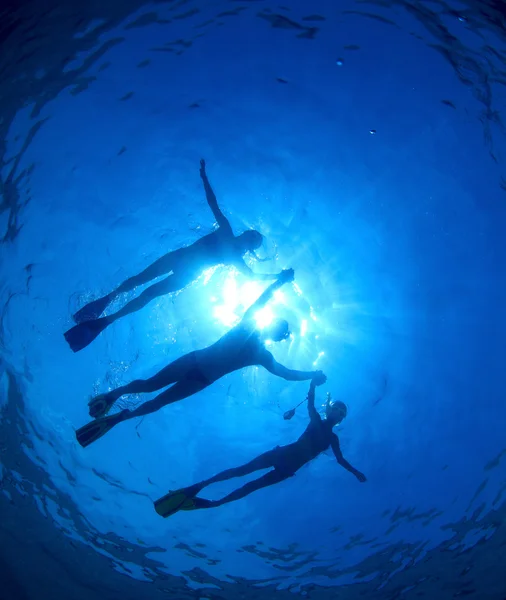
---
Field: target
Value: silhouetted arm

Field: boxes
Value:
[307,380,321,423]
[234,259,281,281]
[261,352,316,382]
[306,373,327,422]
[200,159,232,233]
[331,435,366,482]
[242,269,294,320]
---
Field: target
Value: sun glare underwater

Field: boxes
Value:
[1,1,506,599]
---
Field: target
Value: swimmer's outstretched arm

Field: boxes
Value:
[262,353,318,382]
[200,159,232,232]
[234,260,282,281]
[331,436,367,482]
[242,269,294,319]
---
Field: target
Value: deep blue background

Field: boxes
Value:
[1,1,505,598]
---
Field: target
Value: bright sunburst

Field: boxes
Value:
[204,269,286,329]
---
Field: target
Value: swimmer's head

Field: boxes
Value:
[237,230,263,253]
[261,318,291,342]
[325,397,348,427]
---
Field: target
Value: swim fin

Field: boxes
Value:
[75,410,129,448]
[88,392,116,419]
[64,317,110,352]
[154,489,199,518]
[73,294,112,324]
[154,488,214,517]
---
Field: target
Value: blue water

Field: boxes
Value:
[1,1,506,598]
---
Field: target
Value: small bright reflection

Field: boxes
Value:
[293,282,303,296]
[254,306,274,329]
[202,266,220,285]
[300,319,308,337]
[312,351,325,366]
[213,271,282,329]
[240,280,264,305]
[273,289,285,303]
[213,305,240,328]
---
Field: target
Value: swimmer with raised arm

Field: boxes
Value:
[65,159,281,352]
[76,269,325,448]
[154,373,367,517]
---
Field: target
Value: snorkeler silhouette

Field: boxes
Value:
[76,269,326,448]
[64,159,281,352]
[154,374,367,517]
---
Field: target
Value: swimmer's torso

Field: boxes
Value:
[280,419,334,471]
[181,227,238,270]
[195,321,268,382]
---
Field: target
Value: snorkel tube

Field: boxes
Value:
[325,392,333,419]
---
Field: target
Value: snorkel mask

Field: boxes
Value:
[325,392,348,425]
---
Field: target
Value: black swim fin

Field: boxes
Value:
[154,489,198,518]
[75,410,129,448]
[73,294,112,324]
[64,317,110,352]
[88,392,115,419]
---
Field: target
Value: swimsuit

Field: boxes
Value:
[270,445,305,477]
[270,422,334,476]
[183,352,213,386]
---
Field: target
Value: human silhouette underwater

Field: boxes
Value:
[69,160,366,516]
[154,375,366,518]
[64,159,281,352]
[75,269,327,448]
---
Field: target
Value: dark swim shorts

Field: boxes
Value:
[184,352,213,386]
[271,445,303,477]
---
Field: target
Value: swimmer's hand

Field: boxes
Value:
[312,371,327,386]
[200,158,207,178]
[278,268,294,283]
[354,471,367,483]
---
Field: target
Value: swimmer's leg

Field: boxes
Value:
[125,377,210,419]
[192,470,290,509]
[73,250,180,324]
[189,449,280,494]
[88,352,200,418]
[79,378,209,448]
[155,450,280,516]
[114,250,183,294]
[105,270,193,324]
[65,271,195,352]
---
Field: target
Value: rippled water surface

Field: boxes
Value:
[1,1,506,599]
